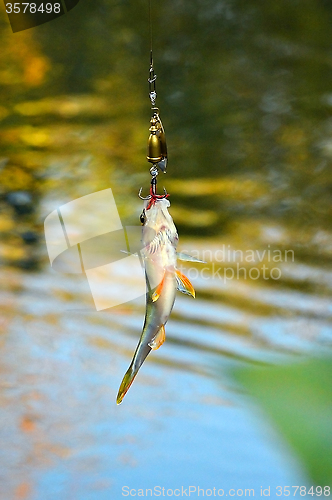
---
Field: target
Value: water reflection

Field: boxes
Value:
[1,0,332,497]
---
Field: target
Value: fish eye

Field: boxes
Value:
[140,210,146,225]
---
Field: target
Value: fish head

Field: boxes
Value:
[140,198,178,249]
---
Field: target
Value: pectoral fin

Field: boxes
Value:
[151,271,166,302]
[148,325,166,350]
[175,269,196,298]
[120,250,138,256]
[177,252,206,263]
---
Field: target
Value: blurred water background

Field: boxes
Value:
[0,0,332,498]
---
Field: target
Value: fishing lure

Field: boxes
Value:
[116,50,199,404]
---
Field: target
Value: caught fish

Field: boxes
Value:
[116,196,196,404]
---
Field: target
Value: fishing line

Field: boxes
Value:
[149,0,153,56]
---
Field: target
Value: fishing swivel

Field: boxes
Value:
[148,53,157,107]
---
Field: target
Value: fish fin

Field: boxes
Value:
[175,268,196,298]
[117,343,152,404]
[148,325,166,350]
[117,366,137,405]
[177,252,206,263]
[151,271,166,302]
[120,250,138,256]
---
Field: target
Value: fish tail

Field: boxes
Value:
[116,363,137,405]
[116,343,152,405]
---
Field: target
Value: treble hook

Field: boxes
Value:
[138,187,151,201]
[138,186,168,200]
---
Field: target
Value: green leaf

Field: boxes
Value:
[233,357,332,487]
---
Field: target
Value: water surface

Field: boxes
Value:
[0,1,332,498]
